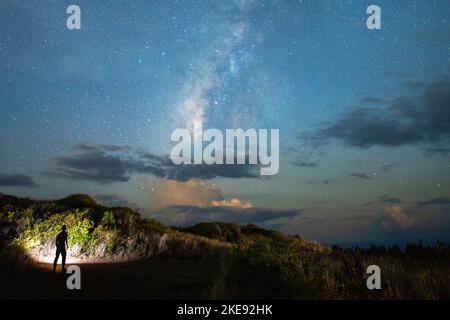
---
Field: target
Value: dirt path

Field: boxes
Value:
[0,258,220,299]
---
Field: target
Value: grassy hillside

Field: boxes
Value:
[0,193,230,268]
[1,193,449,299]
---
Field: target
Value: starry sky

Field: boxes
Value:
[1,0,449,246]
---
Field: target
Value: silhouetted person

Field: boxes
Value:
[53,225,68,273]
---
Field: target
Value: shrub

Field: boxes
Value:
[211,235,330,299]
[16,209,95,251]
[102,210,118,230]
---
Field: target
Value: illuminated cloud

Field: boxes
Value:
[382,205,414,229]
[142,177,223,209]
[211,198,253,209]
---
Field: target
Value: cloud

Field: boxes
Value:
[148,157,259,181]
[141,177,255,214]
[45,143,258,184]
[415,197,450,208]
[312,80,450,149]
[94,194,131,207]
[211,198,253,209]
[0,173,39,188]
[382,205,414,229]
[47,149,131,184]
[142,178,223,209]
[152,205,301,227]
[349,172,372,180]
[363,195,402,207]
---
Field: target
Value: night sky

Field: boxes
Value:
[1,0,449,246]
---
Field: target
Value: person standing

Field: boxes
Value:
[53,225,68,273]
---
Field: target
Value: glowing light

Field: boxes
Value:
[26,242,130,264]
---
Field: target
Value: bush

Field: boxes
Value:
[211,235,330,299]
[102,210,118,230]
[16,209,95,251]
[0,242,30,273]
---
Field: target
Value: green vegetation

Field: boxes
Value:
[16,210,95,251]
[1,193,449,299]
[179,222,242,243]
[209,237,450,299]
[178,222,450,299]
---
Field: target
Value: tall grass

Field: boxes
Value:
[209,239,450,299]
